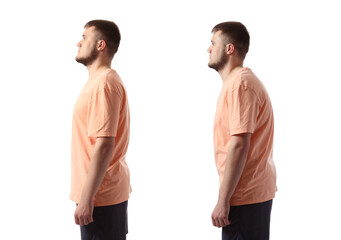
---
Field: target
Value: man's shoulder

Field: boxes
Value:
[239,67,258,84]
[102,69,121,83]
[101,69,126,96]
[235,68,265,92]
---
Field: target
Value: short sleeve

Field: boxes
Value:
[87,87,121,137]
[228,85,260,135]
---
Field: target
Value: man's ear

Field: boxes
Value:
[97,40,106,51]
[225,43,235,55]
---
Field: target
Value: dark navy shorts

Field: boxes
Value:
[80,200,128,240]
[222,200,273,240]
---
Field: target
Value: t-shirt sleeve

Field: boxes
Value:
[87,87,121,137]
[228,85,260,135]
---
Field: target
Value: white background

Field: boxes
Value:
[0,0,340,239]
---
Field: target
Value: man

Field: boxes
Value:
[71,19,131,240]
[208,22,277,240]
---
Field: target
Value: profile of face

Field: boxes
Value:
[75,26,99,66]
[207,31,228,72]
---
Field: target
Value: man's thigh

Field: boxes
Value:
[80,200,128,240]
[222,200,273,240]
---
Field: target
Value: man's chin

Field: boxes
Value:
[75,57,87,66]
[208,62,219,72]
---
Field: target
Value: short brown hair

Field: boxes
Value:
[212,21,250,59]
[85,19,121,58]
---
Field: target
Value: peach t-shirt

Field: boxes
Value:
[214,67,277,206]
[70,68,131,206]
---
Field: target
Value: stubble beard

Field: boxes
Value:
[208,51,228,72]
[75,45,98,66]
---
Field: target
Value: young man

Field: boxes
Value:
[71,20,131,240]
[208,22,277,240]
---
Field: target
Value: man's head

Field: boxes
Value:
[76,19,121,66]
[207,21,250,71]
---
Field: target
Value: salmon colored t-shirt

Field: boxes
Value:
[70,68,131,206]
[214,67,277,206]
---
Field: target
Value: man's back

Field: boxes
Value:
[71,68,131,206]
[214,67,277,206]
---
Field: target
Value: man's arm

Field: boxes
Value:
[211,133,251,228]
[74,137,115,226]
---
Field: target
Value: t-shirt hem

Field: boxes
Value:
[70,195,130,207]
[230,193,276,206]
[93,197,130,207]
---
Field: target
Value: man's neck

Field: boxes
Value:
[219,61,244,83]
[86,59,112,79]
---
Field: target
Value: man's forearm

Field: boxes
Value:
[80,137,115,203]
[218,134,250,204]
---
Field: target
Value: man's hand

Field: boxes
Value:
[74,200,94,226]
[211,201,231,228]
